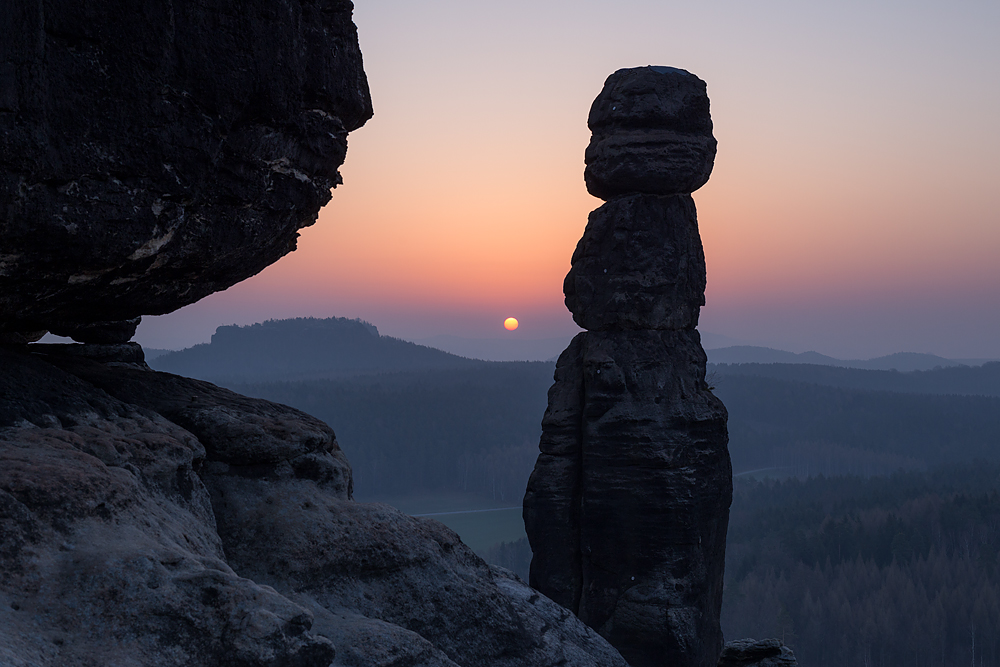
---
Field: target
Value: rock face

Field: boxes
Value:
[1,343,630,666]
[0,0,372,341]
[524,66,733,667]
[718,639,798,667]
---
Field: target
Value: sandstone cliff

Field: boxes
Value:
[523,66,733,667]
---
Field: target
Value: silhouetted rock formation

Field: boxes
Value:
[0,0,372,342]
[718,639,798,667]
[524,66,733,667]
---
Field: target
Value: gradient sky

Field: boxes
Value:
[136,0,1000,359]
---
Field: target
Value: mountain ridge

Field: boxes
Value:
[150,316,479,382]
[706,345,997,371]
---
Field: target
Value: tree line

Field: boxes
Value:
[724,464,1000,667]
[229,362,553,501]
[713,374,1000,476]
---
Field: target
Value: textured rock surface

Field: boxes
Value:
[0,0,372,339]
[525,65,732,667]
[564,193,706,332]
[719,639,798,667]
[584,66,717,201]
[1,344,629,666]
[0,346,338,665]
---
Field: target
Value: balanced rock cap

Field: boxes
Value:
[584,66,717,200]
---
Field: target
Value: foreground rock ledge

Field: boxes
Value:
[0,343,628,666]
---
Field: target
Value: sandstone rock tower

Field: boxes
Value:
[523,66,733,667]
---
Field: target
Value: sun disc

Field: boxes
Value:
[504,317,519,331]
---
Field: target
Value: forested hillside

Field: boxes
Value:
[152,317,475,382]
[723,464,1000,667]
[230,362,553,501]
[193,327,1000,500]
[714,374,1000,476]
[710,361,1000,396]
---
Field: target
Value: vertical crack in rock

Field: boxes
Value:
[524,66,733,667]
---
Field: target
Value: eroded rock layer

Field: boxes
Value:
[524,66,733,667]
[1,344,630,666]
[0,0,372,339]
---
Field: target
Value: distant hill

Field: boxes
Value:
[149,317,477,382]
[410,335,574,362]
[707,346,843,366]
[706,346,969,371]
[848,351,964,371]
[709,361,1000,397]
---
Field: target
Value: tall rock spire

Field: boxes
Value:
[523,66,733,667]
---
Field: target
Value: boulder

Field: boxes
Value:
[584,67,717,200]
[0,346,338,665]
[0,0,372,340]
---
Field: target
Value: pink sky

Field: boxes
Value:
[137,0,1000,359]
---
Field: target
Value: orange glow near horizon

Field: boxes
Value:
[504,317,519,331]
[138,0,1000,359]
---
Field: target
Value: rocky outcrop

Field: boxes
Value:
[0,345,339,665]
[1,343,630,666]
[719,639,798,667]
[584,66,717,201]
[0,0,372,341]
[524,66,733,667]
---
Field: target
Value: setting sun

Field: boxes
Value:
[503,317,519,331]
